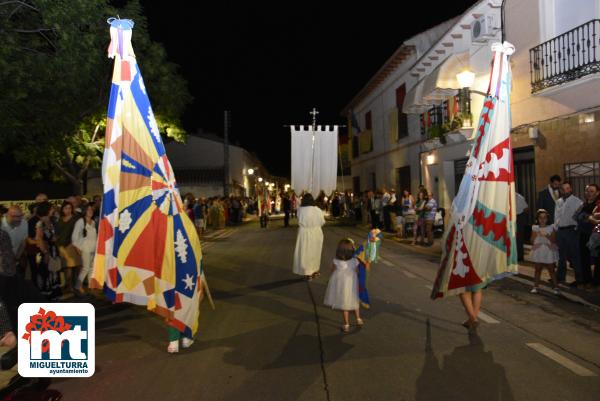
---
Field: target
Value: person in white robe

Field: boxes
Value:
[293,193,326,279]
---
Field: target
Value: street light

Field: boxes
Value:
[258,177,263,182]
[456,70,475,89]
[247,168,254,175]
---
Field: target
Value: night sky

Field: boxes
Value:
[141,1,478,177]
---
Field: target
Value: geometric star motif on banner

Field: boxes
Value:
[182,273,195,290]
[119,209,132,233]
[175,229,188,263]
[147,108,160,142]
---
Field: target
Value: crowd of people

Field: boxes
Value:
[529,176,600,292]
[0,193,101,301]
[319,187,442,247]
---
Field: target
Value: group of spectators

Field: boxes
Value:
[0,193,101,350]
[183,196,251,234]
[318,187,442,247]
[0,193,101,301]
[533,175,600,289]
[357,187,440,246]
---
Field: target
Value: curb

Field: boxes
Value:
[350,223,600,311]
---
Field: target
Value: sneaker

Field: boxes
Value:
[181,337,194,349]
[530,288,538,294]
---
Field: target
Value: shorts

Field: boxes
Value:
[396,215,405,226]
[58,244,82,268]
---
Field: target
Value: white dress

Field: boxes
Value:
[292,206,325,276]
[530,225,558,264]
[324,258,360,310]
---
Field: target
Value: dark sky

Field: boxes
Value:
[141,1,478,177]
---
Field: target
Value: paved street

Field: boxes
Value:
[50,219,600,401]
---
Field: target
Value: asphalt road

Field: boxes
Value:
[50,219,600,401]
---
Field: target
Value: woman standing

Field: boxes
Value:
[71,204,98,296]
[26,202,56,294]
[397,190,415,238]
[56,202,82,293]
[293,193,326,280]
[412,191,428,245]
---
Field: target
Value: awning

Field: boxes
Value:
[403,51,470,114]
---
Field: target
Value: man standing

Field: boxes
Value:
[259,193,269,229]
[382,187,392,232]
[282,193,291,227]
[1,206,28,273]
[424,192,438,246]
[538,175,561,224]
[576,184,600,287]
[555,182,584,286]
[231,197,241,225]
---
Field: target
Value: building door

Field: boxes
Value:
[514,147,536,224]
[454,158,469,195]
[353,176,361,195]
[396,166,411,193]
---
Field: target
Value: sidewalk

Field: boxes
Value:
[360,225,600,311]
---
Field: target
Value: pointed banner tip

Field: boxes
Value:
[107,17,134,30]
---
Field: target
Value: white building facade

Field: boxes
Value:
[342,19,457,197]
[165,133,272,198]
[342,1,504,211]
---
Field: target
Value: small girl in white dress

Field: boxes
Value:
[530,209,559,295]
[324,239,364,332]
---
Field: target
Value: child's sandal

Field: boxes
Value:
[341,324,350,333]
[356,318,364,326]
[167,340,179,354]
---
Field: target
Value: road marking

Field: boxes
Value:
[381,259,394,267]
[402,270,417,279]
[477,311,500,324]
[425,284,433,290]
[526,343,597,377]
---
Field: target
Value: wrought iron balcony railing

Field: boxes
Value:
[530,19,600,93]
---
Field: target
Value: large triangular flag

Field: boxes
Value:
[91,18,203,338]
[432,42,518,299]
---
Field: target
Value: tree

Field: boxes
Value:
[0,0,192,194]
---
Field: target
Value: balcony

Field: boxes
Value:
[530,19,600,93]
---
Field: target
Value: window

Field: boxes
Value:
[396,166,411,193]
[396,85,409,139]
[564,161,600,199]
[352,135,359,158]
[365,111,372,130]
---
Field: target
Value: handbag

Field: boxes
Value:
[47,255,62,272]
